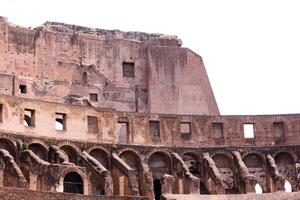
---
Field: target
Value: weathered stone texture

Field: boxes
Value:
[0,17,299,200]
[0,17,219,115]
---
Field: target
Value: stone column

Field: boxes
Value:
[29,172,38,190]
[161,174,174,194]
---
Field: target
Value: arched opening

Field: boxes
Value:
[89,148,109,169]
[212,154,238,194]
[274,152,295,190]
[63,172,83,194]
[60,145,78,165]
[120,151,141,170]
[255,183,263,194]
[243,153,266,192]
[119,151,142,195]
[28,143,48,161]
[0,139,16,159]
[149,152,171,200]
[183,153,200,176]
[284,180,292,192]
[88,148,110,195]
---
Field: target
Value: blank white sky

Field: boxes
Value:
[1,0,300,115]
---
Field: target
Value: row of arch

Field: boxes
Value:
[0,137,298,197]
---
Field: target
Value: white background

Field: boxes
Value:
[0,0,300,115]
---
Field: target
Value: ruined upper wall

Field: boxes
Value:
[0,94,298,147]
[0,17,219,115]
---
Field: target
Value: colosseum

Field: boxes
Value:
[0,16,299,200]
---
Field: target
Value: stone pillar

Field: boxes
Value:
[244,178,257,193]
[104,171,113,196]
[161,174,174,194]
[189,178,200,194]
[0,169,4,187]
[29,172,38,190]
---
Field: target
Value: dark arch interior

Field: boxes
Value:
[183,154,200,175]
[89,149,109,169]
[0,139,16,159]
[120,151,140,170]
[63,172,83,194]
[243,154,264,168]
[60,145,78,164]
[212,154,233,168]
[149,152,171,179]
[29,143,47,161]
[275,152,294,166]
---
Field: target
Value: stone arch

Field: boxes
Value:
[274,151,296,190]
[273,151,297,162]
[148,151,172,180]
[242,152,267,192]
[182,152,201,176]
[88,147,110,169]
[28,142,48,161]
[242,151,266,163]
[59,144,80,165]
[0,138,17,159]
[58,167,88,195]
[119,150,143,196]
[211,153,238,194]
[119,149,142,170]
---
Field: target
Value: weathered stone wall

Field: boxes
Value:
[0,17,219,115]
[0,95,298,146]
[0,187,149,200]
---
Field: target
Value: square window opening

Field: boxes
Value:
[122,62,135,78]
[243,124,254,138]
[24,109,35,127]
[180,122,191,134]
[55,113,66,131]
[87,116,98,134]
[90,93,98,102]
[19,85,27,94]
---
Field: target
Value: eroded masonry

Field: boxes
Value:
[0,16,299,200]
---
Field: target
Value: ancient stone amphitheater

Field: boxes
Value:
[0,17,299,200]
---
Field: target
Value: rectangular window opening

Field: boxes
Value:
[243,123,254,138]
[55,113,66,131]
[87,116,98,134]
[180,122,191,140]
[212,123,224,139]
[149,121,160,142]
[273,122,284,138]
[122,62,135,78]
[19,84,27,94]
[90,93,98,102]
[24,109,35,127]
[117,122,129,143]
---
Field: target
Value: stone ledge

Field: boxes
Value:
[162,192,300,200]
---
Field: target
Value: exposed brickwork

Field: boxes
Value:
[0,17,298,200]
